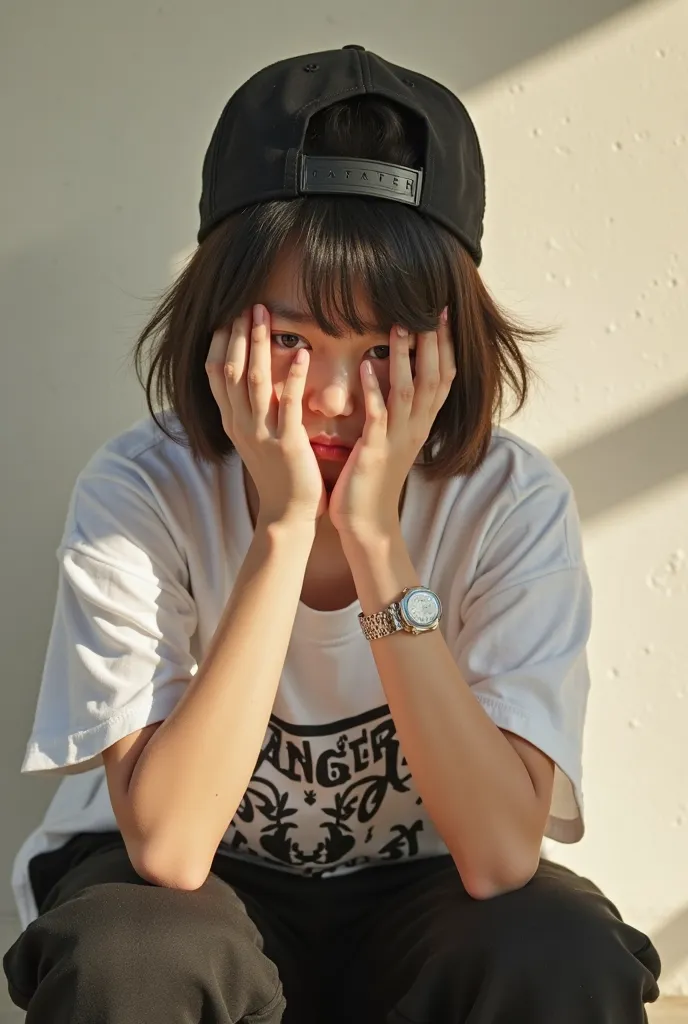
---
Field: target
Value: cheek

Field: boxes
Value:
[271,356,404,402]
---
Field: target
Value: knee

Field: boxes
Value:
[62,878,259,976]
[413,881,659,1005]
[9,878,286,1021]
[479,884,661,1005]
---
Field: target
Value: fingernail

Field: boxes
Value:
[396,325,408,337]
[254,304,265,325]
[441,306,448,324]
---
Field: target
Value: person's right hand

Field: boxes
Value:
[206,304,328,526]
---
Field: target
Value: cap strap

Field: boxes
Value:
[299,154,423,206]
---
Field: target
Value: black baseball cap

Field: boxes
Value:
[198,44,486,265]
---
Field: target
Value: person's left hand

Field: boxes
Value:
[328,307,456,540]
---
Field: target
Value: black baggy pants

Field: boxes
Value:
[4,831,661,1023]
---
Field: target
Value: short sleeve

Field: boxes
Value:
[21,449,198,775]
[452,471,593,843]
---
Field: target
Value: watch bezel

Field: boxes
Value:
[398,587,442,632]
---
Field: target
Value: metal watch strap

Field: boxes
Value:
[358,602,403,641]
[358,589,412,641]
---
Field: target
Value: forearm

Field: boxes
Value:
[341,526,546,898]
[128,518,316,888]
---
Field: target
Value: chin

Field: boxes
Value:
[320,463,342,488]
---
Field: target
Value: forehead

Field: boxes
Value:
[262,246,377,327]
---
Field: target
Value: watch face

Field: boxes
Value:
[403,588,441,628]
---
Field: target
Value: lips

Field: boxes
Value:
[309,438,352,462]
[309,435,352,449]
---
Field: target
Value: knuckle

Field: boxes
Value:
[397,385,416,404]
[223,363,238,382]
[247,369,263,388]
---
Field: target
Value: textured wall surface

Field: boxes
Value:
[0,0,686,1010]
[474,2,688,993]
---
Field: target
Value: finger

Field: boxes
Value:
[224,309,254,431]
[388,325,415,434]
[411,328,441,424]
[205,313,248,432]
[277,348,309,438]
[429,316,457,419]
[360,360,388,447]
[247,304,275,434]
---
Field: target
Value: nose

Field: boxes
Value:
[305,360,357,418]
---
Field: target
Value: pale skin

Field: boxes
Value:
[102,247,555,897]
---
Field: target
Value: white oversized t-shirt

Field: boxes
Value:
[12,412,592,929]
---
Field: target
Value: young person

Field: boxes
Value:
[3,44,661,1023]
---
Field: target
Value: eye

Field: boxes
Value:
[271,333,306,351]
[270,336,416,362]
[367,345,417,362]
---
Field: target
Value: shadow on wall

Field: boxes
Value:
[355,0,654,93]
[553,389,688,523]
[0,219,156,896]
[551,386,688,986]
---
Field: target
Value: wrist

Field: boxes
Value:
[338,519,402,551]
[255,515,318,548]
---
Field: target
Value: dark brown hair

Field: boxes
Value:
[131,95,555,479]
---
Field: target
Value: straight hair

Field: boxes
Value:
[131,95,555,479]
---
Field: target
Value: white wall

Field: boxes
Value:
[1,0,686,1006]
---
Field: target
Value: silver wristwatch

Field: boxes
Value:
[358,586,442,641]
